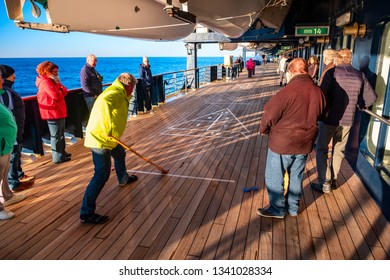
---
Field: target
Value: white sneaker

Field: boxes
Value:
[3,194,26,207]
[0,210,15,220]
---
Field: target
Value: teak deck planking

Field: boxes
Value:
[0,63,389,260]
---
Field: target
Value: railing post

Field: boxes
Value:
[195,68,199,89]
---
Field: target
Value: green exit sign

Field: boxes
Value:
[295,26,329,36]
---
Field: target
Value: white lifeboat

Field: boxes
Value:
[5,0,292,40]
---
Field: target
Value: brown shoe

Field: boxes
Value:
[19,175,35,183]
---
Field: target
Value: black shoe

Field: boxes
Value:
[279,82,282,86]
[257,208,284,219]
[310,183,323,193]
[331,181,339,189]
[64,152,72,158]
[311,182,331,193]
[119,175,138,187]
[80,213,109,224]
[54,157,71,164]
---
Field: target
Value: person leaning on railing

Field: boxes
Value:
[80,54,103,114]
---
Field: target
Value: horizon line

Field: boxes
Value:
[0,55,228,59]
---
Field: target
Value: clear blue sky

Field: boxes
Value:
[0,1,242,58]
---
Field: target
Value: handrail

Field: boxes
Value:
[153,64,221,77]
[363,108,390,126]
[19,64,225,155]
[21,65,222,100]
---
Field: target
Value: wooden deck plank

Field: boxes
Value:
[285,216,301,260]
[272,219,287,259]
[142,217,179,260]
[200,223,224,260]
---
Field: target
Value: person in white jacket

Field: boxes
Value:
[277,54,287,86]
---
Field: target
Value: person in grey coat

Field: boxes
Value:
[311,48,377,193]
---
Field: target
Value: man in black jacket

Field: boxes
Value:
[80,54,103,113]
[139,56,154,114]
[311,48,377,193]
[0,65,35,191]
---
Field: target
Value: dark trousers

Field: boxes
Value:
[8,143,24,189]
[143,85,152,111]
[80,145,129,215]
[47,118,66,163]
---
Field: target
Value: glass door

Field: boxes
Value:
[366,21,390,170]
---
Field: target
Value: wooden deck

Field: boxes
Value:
[1,63,389,260]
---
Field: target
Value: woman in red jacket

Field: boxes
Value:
[36,61,71,163]
[246,58,255,78]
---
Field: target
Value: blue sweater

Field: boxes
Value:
[80,63,103,98]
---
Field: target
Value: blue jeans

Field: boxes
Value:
[84,96,96,113]
[265,149,308,216]
[8,143,24,190]
[47,118,67,163]
[80,144,130,215]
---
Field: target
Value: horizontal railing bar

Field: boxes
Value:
[363,108,390,126]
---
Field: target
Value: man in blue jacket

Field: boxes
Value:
[80,54,103,113]
[139,56,154,113]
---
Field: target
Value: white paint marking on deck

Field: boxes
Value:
[127,170,235,183]
[206,112,223,131]
[160,132,241,139]
[163,108,250,139]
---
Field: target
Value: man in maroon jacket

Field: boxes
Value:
[258,58,326,218]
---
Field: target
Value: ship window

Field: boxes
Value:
[366,21,390,170]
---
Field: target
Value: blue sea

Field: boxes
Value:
[0,57,223,97]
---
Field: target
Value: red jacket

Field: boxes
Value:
[36,75,68,120]
[246,59,255,71]
[260,74,326,154]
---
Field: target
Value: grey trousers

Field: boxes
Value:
[315,122,351,185]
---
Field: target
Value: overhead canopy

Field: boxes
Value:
[5,0,292,41]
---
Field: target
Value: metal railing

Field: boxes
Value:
[20,64,225,155]
[154,65,222,98]
[363,108,390,126]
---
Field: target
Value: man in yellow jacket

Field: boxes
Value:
[80,73,138,224]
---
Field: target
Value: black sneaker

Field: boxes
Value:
[54,157,71,164]
[119,175,138,187]
[257,208,284,219]
[311,183,323,193]
[80,213,109,224]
